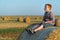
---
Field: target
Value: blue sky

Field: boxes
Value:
[0,0,60,16]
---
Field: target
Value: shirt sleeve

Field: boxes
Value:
[50,12,55,20]
[50,12,55,23]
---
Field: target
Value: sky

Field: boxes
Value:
[0,0,60,16]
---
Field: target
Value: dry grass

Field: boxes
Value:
[0,28,25,40]
[0,16,59,40]
[0,23,29,29]
[0,32,18,40]
[46,28,60,40]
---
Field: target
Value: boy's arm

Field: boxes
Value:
[47,20,53,24]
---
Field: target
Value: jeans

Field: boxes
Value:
[31,23,53,30]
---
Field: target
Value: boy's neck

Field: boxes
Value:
[45,11,51,13]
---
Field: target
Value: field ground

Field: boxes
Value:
[0,28,25,40]
[0,16,59,40]
[0,22,29,29]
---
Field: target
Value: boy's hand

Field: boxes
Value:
[47,20,53,24]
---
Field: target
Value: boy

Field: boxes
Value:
[26,4,55,34]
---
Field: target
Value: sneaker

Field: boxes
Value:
[25,28,29,32]
[29,29,36,34]
[25,28,32,34]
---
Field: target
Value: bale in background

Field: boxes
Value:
[2,16,10,21]
[19,16,23,22]
[23,17,30,23]
[56,19,60,27]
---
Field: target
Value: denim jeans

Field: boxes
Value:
[31,23,53,30]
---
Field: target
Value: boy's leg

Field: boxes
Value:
[29,23,53,34]
[34,25,44,32]
[25,25,40,34]
[28,25,44,34]
[31,22,43,30]
[31,25,40,30]
[25,23,43,34]
[34,23,53,32]
[33,23,53,32]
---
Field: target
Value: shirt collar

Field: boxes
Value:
[45,11,51,14]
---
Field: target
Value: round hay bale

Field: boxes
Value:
[19,17,23,22]
[46,28,60,40]
[17,23,57,40]
[24,17,30,23]
[3,16,10,21]
[56,19,60,27]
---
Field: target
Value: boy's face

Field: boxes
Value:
[44,5,51,12]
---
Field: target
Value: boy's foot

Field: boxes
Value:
[25,28,32,34]
[29,29,36,34]
[25,28,36,34]
[25,28,29,32]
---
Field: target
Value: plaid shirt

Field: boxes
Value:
[43,11,55,25]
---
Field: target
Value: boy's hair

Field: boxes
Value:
[45,4,52,9]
